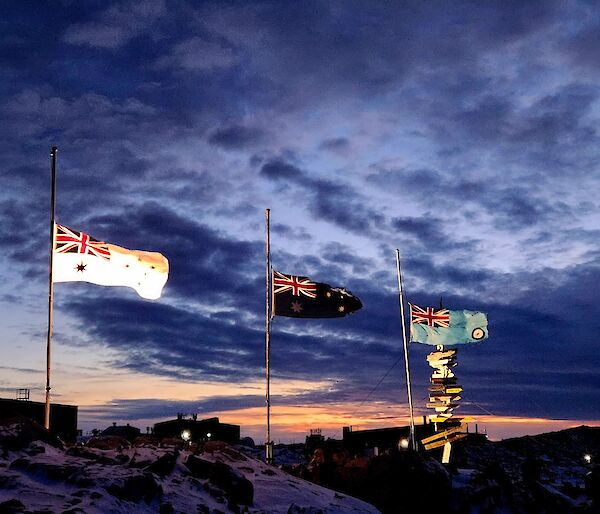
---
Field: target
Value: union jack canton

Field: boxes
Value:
[273,271,317,298]
[410,304,450,328]
[54,224,111,260]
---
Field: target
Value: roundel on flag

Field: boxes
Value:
[471,328,486,340]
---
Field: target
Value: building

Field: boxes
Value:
[0,397,78,443]
[101,422,141,442]
[342,420,487,457]
[153,415,240,444]
[342,420,436,456]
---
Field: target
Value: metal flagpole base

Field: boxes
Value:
[265,441,274,464]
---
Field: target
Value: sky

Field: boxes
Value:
[1,0,599,443]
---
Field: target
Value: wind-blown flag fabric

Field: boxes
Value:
[272,271,362,318]
[409,304,488,345]
[52,224,169,300]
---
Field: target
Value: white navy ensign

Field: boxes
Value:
[52,224,169,300]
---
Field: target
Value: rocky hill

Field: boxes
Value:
[282,426,600,514]
[0,417,380,514]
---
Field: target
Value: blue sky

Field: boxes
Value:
[1,0,599,441]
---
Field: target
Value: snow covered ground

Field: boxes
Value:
[0,419,380,513]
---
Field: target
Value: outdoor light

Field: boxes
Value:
[399,438,409,449]
[181,430,191,442]
[206,432,212,439]
[584,454,592,464]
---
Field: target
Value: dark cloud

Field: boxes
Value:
[564,20,600,73]
[271,223,312,241]
[208,124,263,149]
[319,137,350,155]
[320,242,372,275]
[260,159,303,181]
[81,396,265,422]
[391,216,450,249]
[64,297,265,382]
[368,165,577,233]
[261,158,386,235]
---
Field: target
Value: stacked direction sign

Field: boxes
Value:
[409,305,489,463]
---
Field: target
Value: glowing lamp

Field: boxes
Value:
[399,438,409,449]
[181,430,191,442]
[584,454,592,464]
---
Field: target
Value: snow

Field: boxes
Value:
[0,420,380,513]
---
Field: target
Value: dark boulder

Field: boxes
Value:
[0,417,63,452]
[9,457,80,482]
[105,472,162,503]
[185,454,214,479]
[86,435,130,451]
[210,460,254,506]
[66,446,120,465]
[287,505,324,514]
[147,451,178,477]
[0,499,26,514]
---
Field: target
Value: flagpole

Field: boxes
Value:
[265,208,273,464]
[396,249,416,451]
[44,146,58,430]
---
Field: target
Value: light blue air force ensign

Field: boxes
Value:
[410,310,489,346]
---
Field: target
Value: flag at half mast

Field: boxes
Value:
[52,224,169,300]
[272,270,362,318]
[409,304,488,346]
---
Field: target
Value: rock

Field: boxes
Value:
[105,472,162,503]
[0,474,19,489]
[239,437,255,448]
[8,457,30,471]
[304,449,450,514]
[210,460,254,506]
[28,462,80,481]
[287,505,324,514]
[24,443,46,456]
[158,437,186,449]
[0,499,26,514]
[10,457,80,482]
[147,451,178,477]
[204,482,227,503]
[0,417,63,451]
[66,446,120,465]
[204,441,248,462]
[185,454,214,479]
[66,470,95,488]
[586,465,600,504]
[85,435,131,450]
[159,501,174,513]
[132,435,159,446]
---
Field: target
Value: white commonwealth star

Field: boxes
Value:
[291,301,303,313]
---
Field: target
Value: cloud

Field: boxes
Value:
[208,124,263,149]
[319,137,351,156]
[155,37,239,72]
[62,0,166,50]
[260,159,303,181]
[260,158,386,235]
